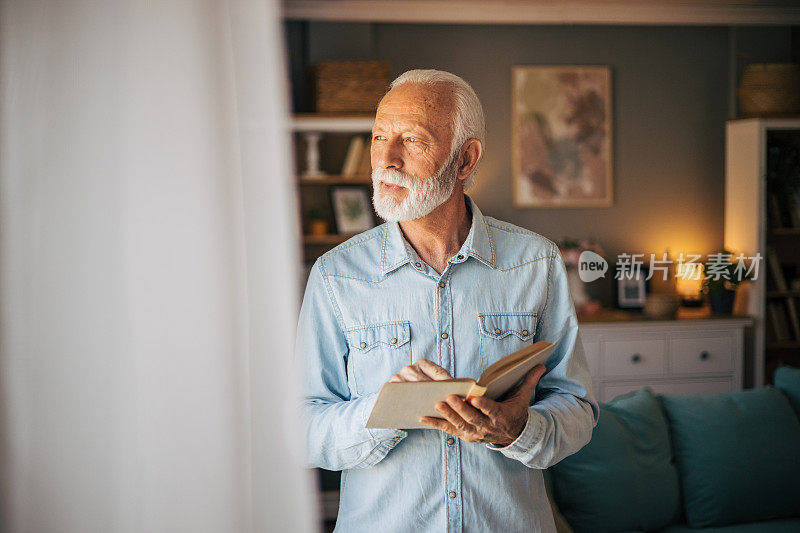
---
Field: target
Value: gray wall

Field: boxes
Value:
[290,22,793,302]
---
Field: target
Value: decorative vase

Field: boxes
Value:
[567,268,589,311]
[643,293,680,320]
[308,219,329,236]
[709,289,736,315]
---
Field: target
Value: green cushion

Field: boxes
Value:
[660,387,800,528]
[549,388,682,533]
[774,365,800,419]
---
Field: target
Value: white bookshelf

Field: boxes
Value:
[724,117,800,386]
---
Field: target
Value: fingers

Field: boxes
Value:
[390,359,452,383]
[434,400,469,431]
[445,394,488,427]
[507,364,546,403]
[416,359,452,381]
[419,415,459,435]
[469,395,503,422]
[394,364,433,382]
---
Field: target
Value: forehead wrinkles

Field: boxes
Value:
[375,85,456,135]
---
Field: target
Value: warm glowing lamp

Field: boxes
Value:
[676,261,704,307]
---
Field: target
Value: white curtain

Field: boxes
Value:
[0,1,315,532]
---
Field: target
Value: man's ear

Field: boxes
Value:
[457,138,483,181]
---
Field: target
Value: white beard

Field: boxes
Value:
[372,151,460,222]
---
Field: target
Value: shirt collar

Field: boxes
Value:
[379,195,496,277]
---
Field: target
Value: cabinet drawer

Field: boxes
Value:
[603,339,666,378]
[581,337,601,377]
[670,335,734,375]
[603,378,734,402]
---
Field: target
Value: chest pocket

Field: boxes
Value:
[346,321,412,395]
[478,313,537,368]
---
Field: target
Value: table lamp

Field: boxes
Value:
[676,261,704,307]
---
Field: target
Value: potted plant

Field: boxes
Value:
[702,249,752,315]
[306,205,329,236]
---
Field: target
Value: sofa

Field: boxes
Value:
[544,366,800,533]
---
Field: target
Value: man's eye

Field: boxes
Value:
[405,137,417,143]
[373,135,385,141]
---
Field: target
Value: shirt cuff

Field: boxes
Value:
[485,408,546,461]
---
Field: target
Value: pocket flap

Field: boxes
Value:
[347,321,411,352]
[478,313,536,341]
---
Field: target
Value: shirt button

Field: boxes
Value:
[457,255,464,260]
[449,491,457,499]
[447,437,455,445]
[494,328,502,335]
[439,281,445,288]
[522,330,529,336]
[390,337,397,344]
[414,262,421,268]
[441,332,448,339]
[360,342,367,349]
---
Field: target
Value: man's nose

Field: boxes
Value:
[372,139,403,171]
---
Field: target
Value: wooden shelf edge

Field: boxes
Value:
[770,227,800,236]
[303,234,359,245]
[766,341,800,350]
[292,114,374,132]
[767,290,800,298]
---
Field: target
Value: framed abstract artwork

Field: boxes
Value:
[511,65,613,207]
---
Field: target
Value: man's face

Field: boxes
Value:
[370,83,460,221]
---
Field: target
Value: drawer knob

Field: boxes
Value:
[631,353,642,363]
[700,351,710,361]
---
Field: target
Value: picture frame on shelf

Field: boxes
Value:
[330,185,375,234]
[615,266,649,309]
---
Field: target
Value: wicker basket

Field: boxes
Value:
[738,63,800,118]
[312,61,391,114]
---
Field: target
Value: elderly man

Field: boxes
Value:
[297,69,598,532]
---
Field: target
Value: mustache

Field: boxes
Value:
[372,168,417,188]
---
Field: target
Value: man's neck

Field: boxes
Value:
[398,190,472,275]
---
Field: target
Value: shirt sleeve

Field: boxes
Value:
[486,243,599,468]
[298,258,406,471]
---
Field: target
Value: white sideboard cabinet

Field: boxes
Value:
[579,309,752,402]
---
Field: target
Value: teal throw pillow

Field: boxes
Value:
[774,365,800,419]
[660,387,800,528]
[549,388,682,533]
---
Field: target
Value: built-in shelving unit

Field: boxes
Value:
[292,114,377,265]
[725,117,800,386]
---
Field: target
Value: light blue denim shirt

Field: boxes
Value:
[297,195,598,533]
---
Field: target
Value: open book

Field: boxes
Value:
[366,341,556,429]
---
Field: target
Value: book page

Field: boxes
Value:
[477,341,555,400]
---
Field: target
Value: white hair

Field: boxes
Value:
[388,69,485,190]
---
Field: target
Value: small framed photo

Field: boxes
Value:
[615,266,649,309]
[330,186,375,234]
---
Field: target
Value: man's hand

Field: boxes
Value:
[389,359,452,382]
[420,364,547,446]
